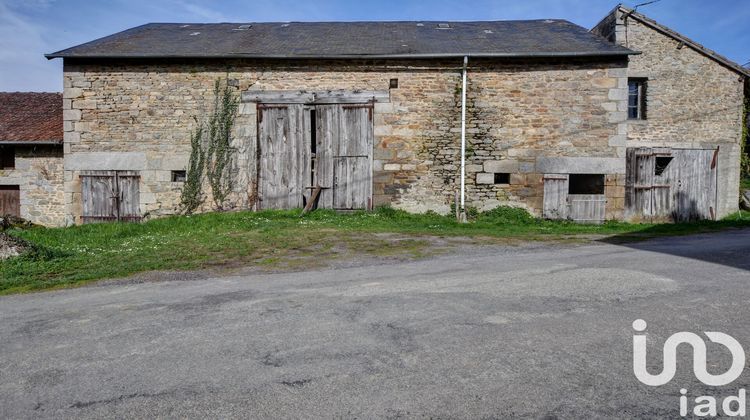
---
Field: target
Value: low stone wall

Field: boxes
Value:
[0,145,65,227]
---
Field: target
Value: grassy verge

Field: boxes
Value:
[2,207,749,295]
[741,178,750,190]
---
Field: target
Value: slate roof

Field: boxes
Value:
[0,93,63,144]
[46,20,635,60]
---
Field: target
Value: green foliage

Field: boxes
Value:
[475,206,536,224]
[179,119,205,214]
[741,96,749,179]
[2,206,749,294]
[205,79,239,209]
[179,78,239,213]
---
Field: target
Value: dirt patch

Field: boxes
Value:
[0,233,30,260]
[92,233,584,288]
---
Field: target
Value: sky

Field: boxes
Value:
[1,0,748,92]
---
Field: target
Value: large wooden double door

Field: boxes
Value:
[257,103,373,210]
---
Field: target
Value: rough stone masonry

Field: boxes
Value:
[61,57,629,224]
[49,14,748,226]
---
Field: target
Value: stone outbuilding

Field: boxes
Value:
[41,6,748,225]
[0,93,65,226]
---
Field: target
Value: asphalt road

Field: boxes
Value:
[2,229,750,419]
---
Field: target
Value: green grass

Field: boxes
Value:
[2,206,749,295]
[741,178,750,190]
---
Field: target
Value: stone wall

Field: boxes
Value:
[593,9,746,217]
[62,57,629,223]
[0,145,65,226]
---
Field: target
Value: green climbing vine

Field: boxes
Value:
[179,119,206,214]
[205,79,239,209]
[179,78,238,214]
[741,94,749,179]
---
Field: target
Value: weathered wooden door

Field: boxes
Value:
[0,185,20,217]
[80,171,140,223]
[316,104,373,210]
[117,172,142,222]
[626,148,655,219]
[334,105,373,210]
[315,105,338,209]
[543,174,569,219]
[257,104,311,209]
[670,148,718,221]
[626,147,717,221]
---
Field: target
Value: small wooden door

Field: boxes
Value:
[543,174,569,220]
[257,104,311,209]
[0,185,20,217]
[80,171,140,223]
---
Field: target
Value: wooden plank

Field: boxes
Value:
[315,105,338,209]
[300,185,322,216]
[243,90,389,104]
[0,186,20,217]
[543,174,569,220]
[242,91,315,103]
[312,90,389,104]
[568,194,607,224]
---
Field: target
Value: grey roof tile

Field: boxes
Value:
[46,20,635,59]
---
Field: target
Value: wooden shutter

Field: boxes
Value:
[0,185,20,217]
[543,174,569,220]
[117,172,141,222]
[80,171,141,223]
[81,171,118,223]
[257,104,310,209]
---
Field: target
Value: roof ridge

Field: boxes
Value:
[617,5,749,78]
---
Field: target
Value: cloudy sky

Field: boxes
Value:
[1,0,748,92]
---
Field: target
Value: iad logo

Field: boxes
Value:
[632,319,747,417]
[633,319,745,386]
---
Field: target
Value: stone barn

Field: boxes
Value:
[43,7,748,226]
[0,93,65,226]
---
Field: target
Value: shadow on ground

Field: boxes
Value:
[598,223,750,272]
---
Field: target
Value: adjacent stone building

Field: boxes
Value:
[41,8,748,226]
[593,5,749,220]
[0,93,65,226]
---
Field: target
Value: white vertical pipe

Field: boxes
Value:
[460,56,468,215]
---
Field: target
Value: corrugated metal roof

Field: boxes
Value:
[46,20,636,59]
[0,93,63,144]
